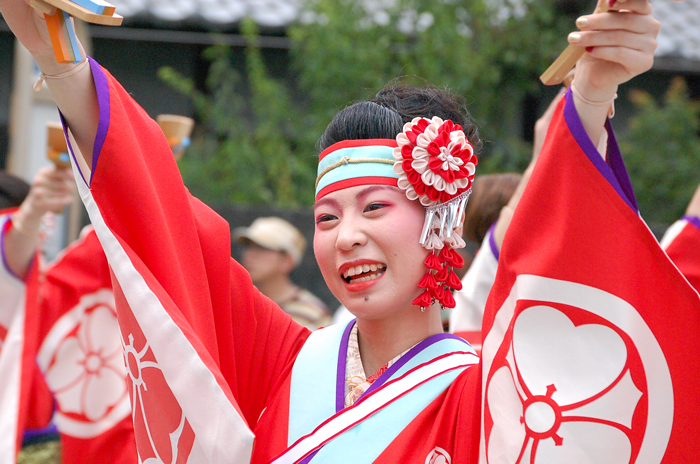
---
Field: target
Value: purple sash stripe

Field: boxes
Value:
[299,449,320,464]
[488,222,500,262]
[336,320,356,413]
[563,89,638,212]
[683,215,700,232]
[359,333,469,400]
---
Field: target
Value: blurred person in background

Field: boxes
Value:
[235,216,331,330]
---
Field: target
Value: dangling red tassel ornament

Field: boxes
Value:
[418,272,439,290]
[412,290,434,309]
[439,288,456,309]
[423,252,443,271]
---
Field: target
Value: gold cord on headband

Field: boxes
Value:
[315,156,395,189]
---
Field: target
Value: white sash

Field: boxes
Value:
[275,347,477,464]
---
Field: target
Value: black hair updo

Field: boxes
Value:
[317,81,481,156]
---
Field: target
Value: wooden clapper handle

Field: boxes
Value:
[540,0,611,86]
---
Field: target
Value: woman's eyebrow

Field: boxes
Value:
[356,185,396,203]
[314,196,340,211]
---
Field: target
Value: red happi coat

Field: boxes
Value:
[0,218,137,462]
[67,58,699,464]
[34,226,137,463]
[0,216,137,462]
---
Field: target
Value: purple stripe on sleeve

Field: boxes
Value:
[336,320,355,413]
[603,120,638,211]
[683,215,700,232]
[563,88,638,212]
[360,333,469,399]
[60,112,86,187]
[88,57,111,185]
[60,57,111,188]
[488,222,499,262]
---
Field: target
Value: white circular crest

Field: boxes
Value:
[481,275,673,464]
[36,289,130,439]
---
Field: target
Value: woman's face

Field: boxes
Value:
[313,184,429,320]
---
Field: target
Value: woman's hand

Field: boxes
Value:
[568,0,660,145]
[0,0,73,74]
[20,166,75,219]
[1,0,97,165]
[7,166,75,277]
[571,0,660,101]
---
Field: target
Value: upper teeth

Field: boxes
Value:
[344,263,386,277]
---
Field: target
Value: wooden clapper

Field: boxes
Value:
[30,0,123,63]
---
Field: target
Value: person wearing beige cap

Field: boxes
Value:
[235,217,331,330]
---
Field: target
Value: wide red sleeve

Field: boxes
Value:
[65,58,309,461]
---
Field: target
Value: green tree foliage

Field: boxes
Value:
[290,0,585,172]
[158,20,316,207]
[619,78,700,225]
[165,0,700,218]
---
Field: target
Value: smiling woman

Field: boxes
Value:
[0,0,674,461]
[310,91,480,377]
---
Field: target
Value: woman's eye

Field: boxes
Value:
[315,214,336,224]
[364,203,387,213]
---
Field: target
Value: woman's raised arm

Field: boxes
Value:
[567,0,659,145]
[0,0,98,165]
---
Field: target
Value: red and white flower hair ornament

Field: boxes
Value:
[392,116,477,310]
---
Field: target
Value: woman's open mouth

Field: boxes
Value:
[342,263,386,284]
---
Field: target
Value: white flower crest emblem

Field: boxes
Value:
[483,276,674,464]
[39,289,131,438]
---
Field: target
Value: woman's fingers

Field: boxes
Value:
[567,0,659,81]
[26,166,76,214]
[587,44,655,74]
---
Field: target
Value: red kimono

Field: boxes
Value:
[0,216,137,463]
[65,58,699,463]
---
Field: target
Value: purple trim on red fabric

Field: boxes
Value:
[60,57,109,187]
[360,333,469,400]
[59,112,86,187]
[336,320,355,413]
[89,57,110,185]
[300,449,320,464]
[488,222,499,262]
[22,423,59,445]
[682,215,700,231]
[563,88,638,212]
[603,119,638,210]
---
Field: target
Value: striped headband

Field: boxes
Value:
[315,139,399,201]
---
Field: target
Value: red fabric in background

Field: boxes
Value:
[32,227,137,463]
[664,220,700,294]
